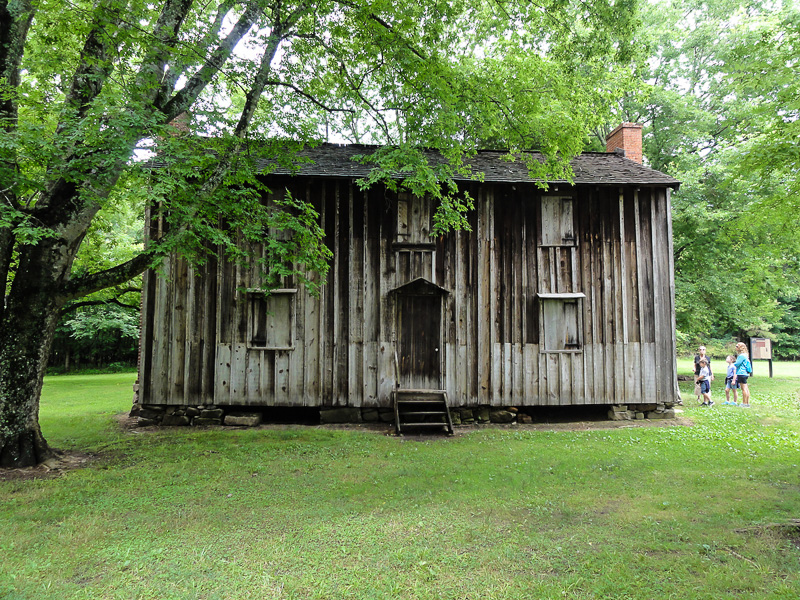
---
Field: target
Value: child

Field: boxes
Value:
[693,345,712,402]
[697,358,713,406]
[723,355,739,405]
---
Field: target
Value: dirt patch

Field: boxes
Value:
[115,412,140,430]
[735,520,800,552]
[0,451,100,482]
[116,409,694,437]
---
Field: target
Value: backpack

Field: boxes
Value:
[745,357,752,375]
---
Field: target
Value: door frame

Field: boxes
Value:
[389,278,449,390]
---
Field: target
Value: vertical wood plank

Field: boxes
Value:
[652,188,670,404]
[246,349,261,401]
[168,258,185,404]
[602,192,614,403]
[455,226,468,404]
[468,190,479,405]
[490,194,503,405]
[274,350,290,404]
[229,343,247,401]
[190,260,204,404]
[152,257,173,404]
[547,353,559,405]
[577,195,592,404]
[320,182,333,405]
[593,190,606,404]
[665,188,680,403]
[349,182,363,407]
[214,343,232,403]
[331,182,342,405]
[378,189,395,404]
[477,188,492,404]
[363,187,380,407]
[618,188,629,344]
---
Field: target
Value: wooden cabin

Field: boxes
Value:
[136,124,682,427]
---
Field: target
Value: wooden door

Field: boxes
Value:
[397,293,442,390]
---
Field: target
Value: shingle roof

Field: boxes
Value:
[258,143,681,188]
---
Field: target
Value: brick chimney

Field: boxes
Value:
[167,111,191,135]
[605,122,643,164]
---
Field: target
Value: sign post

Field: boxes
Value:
[750,338,773,378]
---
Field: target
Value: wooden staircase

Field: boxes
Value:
[392,389,454,435]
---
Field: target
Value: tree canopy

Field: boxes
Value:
[617,0,800,354]
[0,0,640,466]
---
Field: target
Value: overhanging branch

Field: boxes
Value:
[62,252,153,301]
[160,3,264,121]
[61,297,141,315]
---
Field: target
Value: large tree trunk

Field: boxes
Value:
[0,242,71,468]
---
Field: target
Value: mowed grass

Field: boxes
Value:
[1,369,800,599]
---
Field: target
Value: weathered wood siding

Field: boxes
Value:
[139,178,678,408]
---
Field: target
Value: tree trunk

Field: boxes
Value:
[0,243,70,468]
[0,313,60,467]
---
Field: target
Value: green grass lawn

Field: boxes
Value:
[1,369,800,599]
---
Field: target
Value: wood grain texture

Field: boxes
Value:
[140,180,677,409]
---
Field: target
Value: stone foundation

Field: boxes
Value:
[131,402,676,428]
[607,403,676,421]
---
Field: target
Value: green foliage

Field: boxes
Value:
[727,5,800,200]
[51,304,139,367]
[621,0,800,344]
[1,0,646,463]
[62,306,139,341]
[5,0,642,291]
[675,335,741,360]
[772,297,800,360]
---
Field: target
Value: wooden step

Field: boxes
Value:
[396,399,447,405]
[392,389,453,436]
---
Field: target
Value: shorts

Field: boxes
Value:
[699,380,710,394]
[736,375,749,385]
[725,377,739,390]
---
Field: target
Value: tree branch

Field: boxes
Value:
[62,252,152,301]
[54,0,126,137]
[61,297,140,315]
[134,0,196,108]
[1,0,35,241]
[0,0,34,128]
[0,226,14,325]
[159,2,264,120]
[334,0,429,62]
[264,79,356,114]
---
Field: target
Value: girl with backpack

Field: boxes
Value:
[733,342,753,407]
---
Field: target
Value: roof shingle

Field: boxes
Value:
[257,143,681,188]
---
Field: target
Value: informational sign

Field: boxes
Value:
[751,338,772,360]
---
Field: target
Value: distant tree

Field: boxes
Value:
[0,0,639,466]
[615,0,800,344]
[50,302,140,370]
[773,297,800,361]
[727,4,800,205]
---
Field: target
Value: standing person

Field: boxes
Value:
[693,345,713,403]
[733,342,753,407]
[697,358,713,406]
[723,355,739,405]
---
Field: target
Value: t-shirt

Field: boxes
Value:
[694,354,712,377]
[726,363,735,379]
[698,366,710,380]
